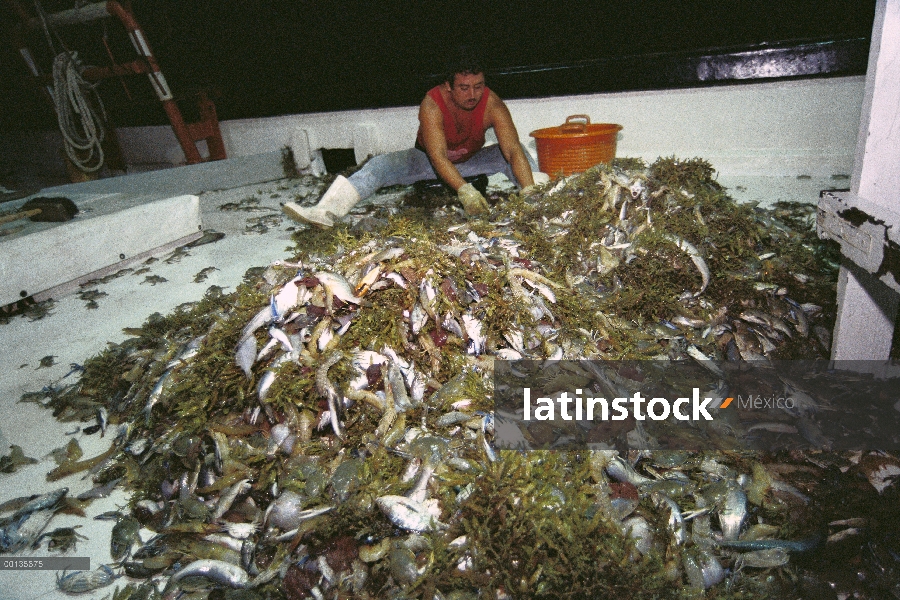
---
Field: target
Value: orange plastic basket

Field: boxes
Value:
[530,115,623,176]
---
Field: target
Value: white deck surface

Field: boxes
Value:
[0,168,835,599]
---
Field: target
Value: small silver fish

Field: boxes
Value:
[409,302,427,335]
[314,271,362,304]
[166,335,206,369]
[96,407,108,437]
[442,313,465,338]
[386,359,412,412]
[747,422,798,434]
[376,495,446,532]
[235,336,257,378]
[213,479,252,520]
[12,487,68,517]
[605,455,653,487]
[719,484,747,541]
[269,327,294,352]
[623,516,653,556]
[77,477,122,501]
[371,246,405,263]
[461,315,485,356]
[257,370,276,402]
[662,234,710,296]
[239,306,272,344]
[652,492,686,545]
[164,559,249,593]
[144,369,173,421]
[419,279,438,322]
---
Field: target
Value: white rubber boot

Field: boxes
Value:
[282,175,361,228]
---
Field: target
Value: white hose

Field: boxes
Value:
[52,51,106,173]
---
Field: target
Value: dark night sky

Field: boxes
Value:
[0,1,877,130]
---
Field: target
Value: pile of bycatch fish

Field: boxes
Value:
[8,157,900,599]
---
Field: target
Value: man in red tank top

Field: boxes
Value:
[282,50,546,228]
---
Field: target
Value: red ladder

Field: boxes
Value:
[10,0,226,164]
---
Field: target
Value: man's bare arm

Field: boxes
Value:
[418,96,467,190]
[486,93,534,189]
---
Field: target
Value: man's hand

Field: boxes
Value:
[457,183,490,215]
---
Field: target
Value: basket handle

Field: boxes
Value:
[561,114,591,132]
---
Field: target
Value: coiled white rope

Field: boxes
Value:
[52,51,106,173]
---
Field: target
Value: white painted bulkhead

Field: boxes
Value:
[2,75,866,185]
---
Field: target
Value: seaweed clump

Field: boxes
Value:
[17,156,863,598]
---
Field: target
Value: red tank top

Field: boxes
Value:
[416,85,490,163]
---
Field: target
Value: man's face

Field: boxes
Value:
[446,72,485,111]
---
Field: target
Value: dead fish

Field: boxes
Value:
[686,345,724,377]
[720,484,747,541]
[255,337,279,364]
[737,547,790,569]
[371,246,405,263]
[96,407,108,437]
[77,477,122,501]
[784,298,810,337]
[376,496,446,532]
[257,371,277,403]
[164,559,249,593]
[662,234,710,296]
[166,335,206,370]
[239,306,272,346]
[314,271,362,304]
[698,550,725,588]
[461,315,485,355]
[442,313,465,338]
[143,369,173,422]
[235,336,256,379]
[269,327,294,352]
[316,351,345,437]
[409,302,427,335]
[506,267,563,291]
[12,488,68,517]
[213,479,252,520]
[385,359,412,412]
[419,279,438,322]
[732,322,766,361]
[747,422,798,434]
[652,492,686,545]
[272,280,301,317]
[623,516,653,556]
[383,272,408,289]
[672,315,706,328]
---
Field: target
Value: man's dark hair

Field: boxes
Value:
[444,46,483,87]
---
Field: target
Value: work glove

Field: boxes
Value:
[457,183,490,215]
